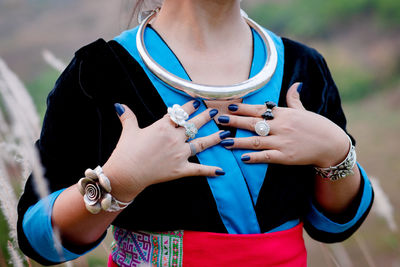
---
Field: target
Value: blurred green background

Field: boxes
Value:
[0,0,399,266]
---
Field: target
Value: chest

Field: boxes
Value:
[151,29,254,86]
[175,47,253,86]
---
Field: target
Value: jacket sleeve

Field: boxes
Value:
[292,42,374,243]
[17,53,106,265]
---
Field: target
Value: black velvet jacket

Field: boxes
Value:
[17,37,373,265]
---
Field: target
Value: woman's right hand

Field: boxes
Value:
[102,100,226,202]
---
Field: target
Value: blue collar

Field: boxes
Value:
[114,26,284,234]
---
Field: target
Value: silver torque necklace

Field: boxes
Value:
[136,9,278,100]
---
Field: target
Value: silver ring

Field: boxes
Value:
[255,120,270,136]
[168,104,188,127]
[184,122,198,139]
[188,142,197,157]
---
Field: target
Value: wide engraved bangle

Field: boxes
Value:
[314,135,357,181]
[77,166,134,214]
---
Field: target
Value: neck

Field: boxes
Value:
[151,0,247,50]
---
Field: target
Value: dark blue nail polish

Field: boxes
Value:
[241,155,251,161]
[209,109,218,118]
[193,100,201,109]
[221,139,234,147]
[218,116,230,123]
[297,82,303,93]
[215,169,225,176]
[114,103,125,116]
[219,130,231,139]
[228,104,238,111]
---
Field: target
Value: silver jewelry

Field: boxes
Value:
[188,142,197,157]
[314,136,357,181]
[78,166,133,214]
[255,120,270,136]
[168,104,189,126]
[184,122,198,139]
[262,101,276,120]
[261,109,274,120]
[136,9,278,100]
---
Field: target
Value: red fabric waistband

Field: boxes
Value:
[108,223,307,267]
[182,223,306,267]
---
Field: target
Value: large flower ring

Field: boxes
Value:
[168,104,189,127]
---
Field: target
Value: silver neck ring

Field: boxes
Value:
[136,10,278,100]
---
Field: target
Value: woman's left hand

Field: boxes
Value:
[217,83,350,168]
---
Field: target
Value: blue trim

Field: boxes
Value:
[22,189,101,262]
[265,219,300,233]
[231,29,284,205]
[306,163,373,233]
[114,26,284,234]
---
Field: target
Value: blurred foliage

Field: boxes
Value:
[375,0,400,26]
[247,0,400,38]
[87,255,108,267]
[26,68,60,119]
[332,66,375,101]
[0,212,10,265]
[245,0,399,102]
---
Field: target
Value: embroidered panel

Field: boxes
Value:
[111,227,183,267]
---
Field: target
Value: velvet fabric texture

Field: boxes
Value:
[17,37,372,265]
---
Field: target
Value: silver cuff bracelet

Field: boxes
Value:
[77,166,133,214]
[314,136,357,181]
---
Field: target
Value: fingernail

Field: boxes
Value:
[209,109,218,118]
[297,82,303,93]
[114,103,125,116]
[193,100,201,109]
[228,104,238,111]
[221,139,234,147]
[219,130,231,139]
[215,169,225,176]
[241,155,250,161]
[218,115,230,123]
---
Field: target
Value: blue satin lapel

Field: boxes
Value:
[114,26,284,234]
[232,29,284,204]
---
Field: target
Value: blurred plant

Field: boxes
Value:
[331,66,375,102]
[370,177,398,232]
[7,241,23,267]
[42,50,67,74]
[355,235,377,267]
[330,243,354,267]
[0,58,48,200]
[0,57,68,266]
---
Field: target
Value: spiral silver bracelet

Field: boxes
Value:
[77,166,134,214]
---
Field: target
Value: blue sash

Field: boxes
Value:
[115,26,284,234]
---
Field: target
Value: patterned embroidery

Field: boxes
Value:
[111,227,184,267]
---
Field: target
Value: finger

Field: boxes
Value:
[221,136,279,150]
[114,103,139,129]
[217,114,276,134]
[187,108,218,129]
[181,99,201,116]
[183,162,225,177]
[189,130,230,156]
[286,82,305,110]
[227,103,267,117]
[240,150,286,164]
[163,100,201,128]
